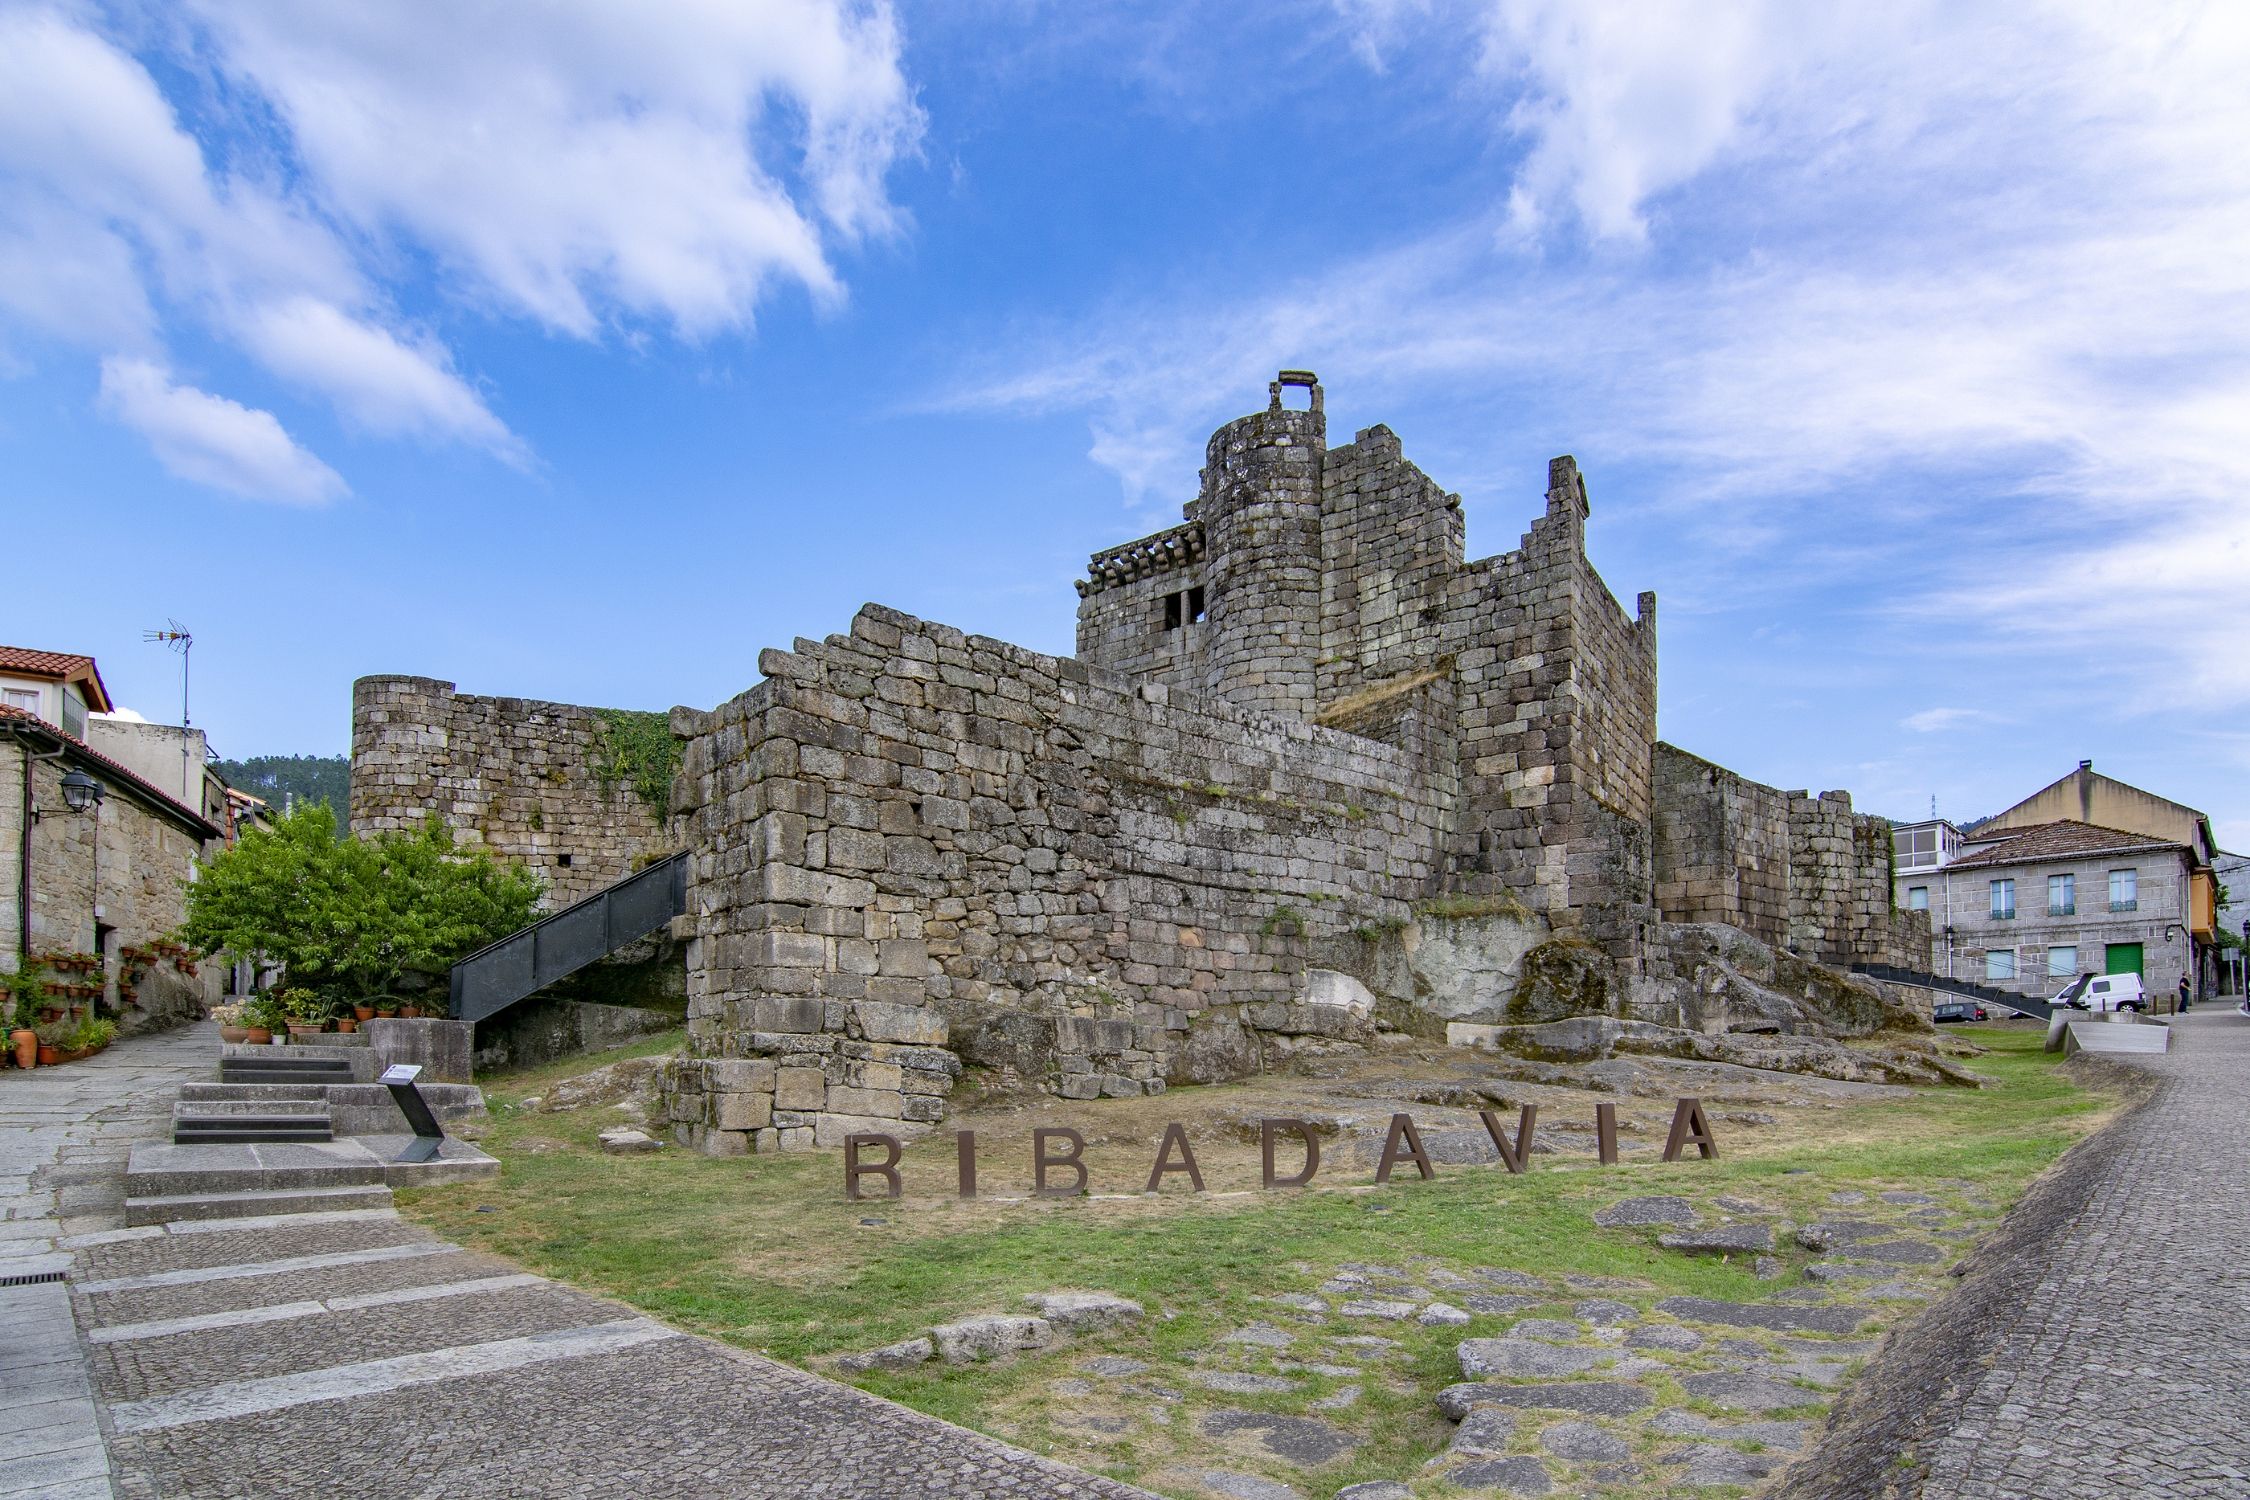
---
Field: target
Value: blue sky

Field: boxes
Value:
[4,1,2247,844]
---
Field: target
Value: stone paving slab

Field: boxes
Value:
[109,1331,1151,1499]
[92,1281,629,1401]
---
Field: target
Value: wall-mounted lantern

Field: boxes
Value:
[59,768,104,814]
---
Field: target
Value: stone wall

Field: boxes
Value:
[350,675,675,905]
[656,602,1454,1154]
[1073,521,1207,692]
[1652,743,1927,971]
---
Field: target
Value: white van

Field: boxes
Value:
[2052,973,2146,1013]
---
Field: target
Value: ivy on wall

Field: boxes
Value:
[589,709,682,815]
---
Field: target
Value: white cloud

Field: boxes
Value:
[237,299,522,461]
[1478,0,1789,242]
[1903,708,1998,735]
[185,0,923,338]
[0,1,920,490]
[98,357,346,505]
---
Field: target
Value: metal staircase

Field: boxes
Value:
[447,851,687,1024]
[1850,962,2054,1021]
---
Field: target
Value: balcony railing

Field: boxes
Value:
[2110,899,2138,912]
[2048,904,2075,917]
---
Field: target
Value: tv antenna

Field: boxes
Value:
[143,621,193,727]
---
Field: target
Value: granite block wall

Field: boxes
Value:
[351,675,675,905]
[656,601,1453,1154]
[1651,743,1927,970]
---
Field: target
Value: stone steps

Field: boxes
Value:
[219,1056,358,1087]
[179,1080,488,1136]
[172,1099,336,1146]
[123,1183,395,1227]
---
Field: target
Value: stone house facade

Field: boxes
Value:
[355,374,1927,1152]
[1903,821,2198,1003]
[2,701,224,1031]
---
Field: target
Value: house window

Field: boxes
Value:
[2,687,36,716]
[1990,878,2015,920]
[1906,886,1929,911]
[1160,585,1206,633]
[2048,873,2075,917]
[1894,826,1940,870]
[2109,868,2138,912]
[2048,945,2077,977]
[1985,949,2016,981]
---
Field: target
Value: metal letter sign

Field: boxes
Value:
[838,1100,1721,1199]
[379,1064,447,1164]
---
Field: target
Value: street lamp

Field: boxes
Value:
[59,769,103,814]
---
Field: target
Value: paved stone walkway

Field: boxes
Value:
[3,1022,216,1500]
[4,1024,1152,1500]
[1910,1010,2250,1498]
[1782,1008,2250,1499]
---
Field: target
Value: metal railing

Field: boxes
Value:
[448,852,687,1025]
[1849,962,2055,1021]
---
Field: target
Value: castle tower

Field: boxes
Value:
[1197,371,1327,720]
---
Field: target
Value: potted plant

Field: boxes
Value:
[373,996,400,1020]
[353,1001,376,1022]
[334,998,358,1034]
[34,1017,74,1066]
[6,969,43,1069]
[212,1002,250,1045]
[59,1015,115,1061]
[280,988,328,1038]
[241,992,283,1044]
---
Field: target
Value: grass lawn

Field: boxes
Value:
[400,1024,2109,1496]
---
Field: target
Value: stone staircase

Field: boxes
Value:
[133,1026,498,1227]
[217,1049,359,1086]
[170,1098,336,1145]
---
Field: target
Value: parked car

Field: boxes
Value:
[1932,1000,1988,1024]
[2052,972,2145,1013]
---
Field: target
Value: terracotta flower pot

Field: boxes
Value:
[354,1005,375,1021]
[244,1026,272,1044]
[400,1004,424,1019]
[285,1021,323,1038]
[219,1024,249,1044]
[36,1045,60,1067]
[336,1017,357,1033]
[10,1029,34,1069]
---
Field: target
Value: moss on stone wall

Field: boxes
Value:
[589,709,682,814]
[1505,936,1617,1024]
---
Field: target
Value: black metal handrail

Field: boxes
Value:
[1850,962,2055,1021]
[448,852,688,1025]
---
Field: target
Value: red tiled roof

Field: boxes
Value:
[1949,819,2181,870]
[0,704,220,837]
[0,646,94,677]
[0,645,113,710]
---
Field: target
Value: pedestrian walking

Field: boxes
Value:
[2178,972,2192,1013]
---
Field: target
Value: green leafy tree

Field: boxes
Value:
[181,803,542,999]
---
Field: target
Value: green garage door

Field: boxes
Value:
[2105,942,2144,977]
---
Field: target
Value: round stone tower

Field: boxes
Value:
[1197,371,1326,721]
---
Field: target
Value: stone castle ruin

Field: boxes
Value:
[353,373,1934,1155]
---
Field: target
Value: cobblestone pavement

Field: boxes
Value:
[1787,1009,2250,1499]
[7,1024,1153,1500]
[2,1022,217,1500]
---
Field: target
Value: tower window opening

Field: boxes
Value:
[1160,587,1207,633]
